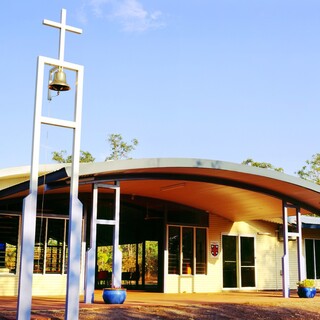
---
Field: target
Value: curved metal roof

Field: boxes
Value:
[1,158,319,221]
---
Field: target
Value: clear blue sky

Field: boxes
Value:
[1,0,320,175]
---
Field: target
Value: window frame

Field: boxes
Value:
[168,225,207,275]
[305,238,320,280]
[34,216,69,275]
[0,214,19,274]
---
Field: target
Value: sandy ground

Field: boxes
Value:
[30,304,320,320]
[1,291,320,319]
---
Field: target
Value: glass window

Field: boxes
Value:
[34,217,68,274]
[196,228,206,274]
[0,215,19,274]
[64,220,69,274]
[46,219,65,274]
[34,218,46,273]
[168,226,207,275]
[168,227,180,274]
[182,228,193,274]
[316,240,320,279]
[306,239,320,279]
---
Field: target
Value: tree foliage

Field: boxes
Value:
[52,150,95,163]
[97,246,113,272]
[97,242,158,282]
[296,153,320,185]
[52,133,138,163]
[242,158,284,172]
[105,133,138,161]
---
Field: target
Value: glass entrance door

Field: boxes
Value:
[305,239,320,279]
[240,236,255,287]
[222,235,255,288]
[222,235,237,288]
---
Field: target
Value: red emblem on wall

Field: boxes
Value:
[211,242,219,257]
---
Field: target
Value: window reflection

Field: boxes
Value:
[34,217,68,274]
[0,215,19,274]
[168,226,206,275]
[168,227,180,274]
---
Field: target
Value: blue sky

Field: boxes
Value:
[1,1,320,175]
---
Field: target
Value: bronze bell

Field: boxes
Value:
[48,68,71,92]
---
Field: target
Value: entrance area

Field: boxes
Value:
[94,197,164,291]
[222,235,256,288]
[96,241,159,290]
[305,239,320,279]
[92,196,208,292]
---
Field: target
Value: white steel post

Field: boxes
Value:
[17,55,45,320]
[112,182,122,288]
[84,185,98,303]
[296,207,306,281]
[282,202,306,298]
[282,202,290,298]
[65,60,84,319]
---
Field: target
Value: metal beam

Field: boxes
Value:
[281,202,305,298]
[84,182,121,303]
[281,202,290,298]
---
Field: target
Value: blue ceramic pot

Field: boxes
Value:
[102,288,127,304]
[297,287,316,298]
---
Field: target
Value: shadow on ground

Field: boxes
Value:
[1,303,320,320]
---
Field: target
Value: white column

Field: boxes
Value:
[17,56,44,320]
[65,52,84,320]
[296,207,306,281]
[112,183,122,288]
[84,185,98,303]
[282,202,290,298]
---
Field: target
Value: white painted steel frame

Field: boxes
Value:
[17,55,84,320]
[281,202,305,298]
[84,182,122,303]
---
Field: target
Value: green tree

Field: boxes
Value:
[97,246,113,272]
[105,133,138,161]
[52,150,95,163]
[145,241,158,280]
[297,153,320,185]
[52,133,138,163]
[242,158,284,172]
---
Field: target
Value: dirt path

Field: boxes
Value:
[1,302,320,320]
[1,291,320,319]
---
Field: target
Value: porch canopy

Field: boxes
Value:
[0,158,320,220]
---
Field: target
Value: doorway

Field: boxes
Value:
[305,239,320,279]
[222,235,256,288]
[96,240,159,290]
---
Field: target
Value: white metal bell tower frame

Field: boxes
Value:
[17,9,84,320]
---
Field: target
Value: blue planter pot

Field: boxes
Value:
[297,287,316,298]
[102,288,127,304]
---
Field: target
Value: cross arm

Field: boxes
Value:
[43,19,83,34]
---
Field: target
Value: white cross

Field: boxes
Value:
[43,8,82,61]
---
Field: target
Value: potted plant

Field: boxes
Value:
[102,286,127,304]
[297,279,317,298]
